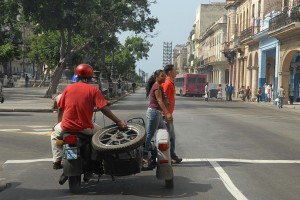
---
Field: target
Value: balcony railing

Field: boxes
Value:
[240,26,253,41]
[269,10,300,32]
[269,13,292,32]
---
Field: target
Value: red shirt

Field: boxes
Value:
[58,82,107,132]
[162,77,175,114]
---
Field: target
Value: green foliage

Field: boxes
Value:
[0,43,14,62]
[0,0,23,68]
[27,31,61,67]
[19,0,158,94]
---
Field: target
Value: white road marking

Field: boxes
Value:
[0,129,21,132]
[18,131,50,135]
[4,158,300,200]
[210,161,248,200]
[33,129,52,131]
[4,158,52,164]
[28,126,51,128]
[183,158,300,164]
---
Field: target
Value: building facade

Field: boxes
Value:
[198,15,229,84]
[221,0,300,103]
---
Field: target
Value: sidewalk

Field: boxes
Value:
[1,87,300,114]
[0,87,126,112]
[235,97,300,114]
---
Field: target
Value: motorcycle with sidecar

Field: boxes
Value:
[56,117,174,193]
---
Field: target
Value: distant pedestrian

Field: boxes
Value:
[288,84,294,105]
[245,86,251,101]
[25,74,29,87]
[204,82,209,101]
[117,79,122,96]
[257,87,262,103]
[228,84,234,101]
[132,82,136,93]
[225,84,229,101]
[217,84,222,100]
[277,85,285,108]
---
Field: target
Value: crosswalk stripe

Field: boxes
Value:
[16,131,50,135]
[0,129,21,132]
[33,129,52,131]
[28,126,51,128]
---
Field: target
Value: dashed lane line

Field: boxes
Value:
[0,128,52,136]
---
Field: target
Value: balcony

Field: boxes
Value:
[240,27,253,42]
[269,10,300,39]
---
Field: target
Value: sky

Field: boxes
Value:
[119,0,225,77]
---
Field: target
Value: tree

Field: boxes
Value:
[20,0,158,97]
[27,31,61,86]
[0,0,22,74]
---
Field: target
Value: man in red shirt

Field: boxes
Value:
[51,64,127,169]
[162,64,182,164]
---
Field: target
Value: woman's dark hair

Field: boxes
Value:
[145,69,163,98]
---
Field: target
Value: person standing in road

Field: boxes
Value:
[277,85,285,109]
[144,69,171,158]
[162,64,182,164]
[51,64,127,169]
[288,84,294,105]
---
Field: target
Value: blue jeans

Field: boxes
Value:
[144,108,166,153]
[165,120,178,159]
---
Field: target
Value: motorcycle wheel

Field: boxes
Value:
[68,175,81,194]
[165,178,174,189]
[92,123,145,153]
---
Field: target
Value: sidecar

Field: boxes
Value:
[91,117,174,188]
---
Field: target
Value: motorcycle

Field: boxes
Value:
[56,117,174,193]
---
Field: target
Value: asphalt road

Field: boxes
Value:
[1,89,300,200]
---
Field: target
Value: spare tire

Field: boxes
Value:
[92,123,146,153]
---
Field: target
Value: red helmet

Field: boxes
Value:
[75,64,93,78]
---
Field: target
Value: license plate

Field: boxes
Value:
[66,148,78,160]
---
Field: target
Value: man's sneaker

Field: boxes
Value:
[53,161,63,170]
[172,157,183,164]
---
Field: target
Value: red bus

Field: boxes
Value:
[175,73,207,96]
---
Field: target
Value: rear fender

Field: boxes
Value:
[155,129,171,162]
[156,163,173,180]
[155,129,173,180]
[63,158,83,176]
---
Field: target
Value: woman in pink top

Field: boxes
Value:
[144,69,171,154]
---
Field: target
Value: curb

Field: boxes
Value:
[0,108,55,113]
[0,93,129,113]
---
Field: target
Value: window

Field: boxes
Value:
[188,77,196,83]
[198,78,206,83]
